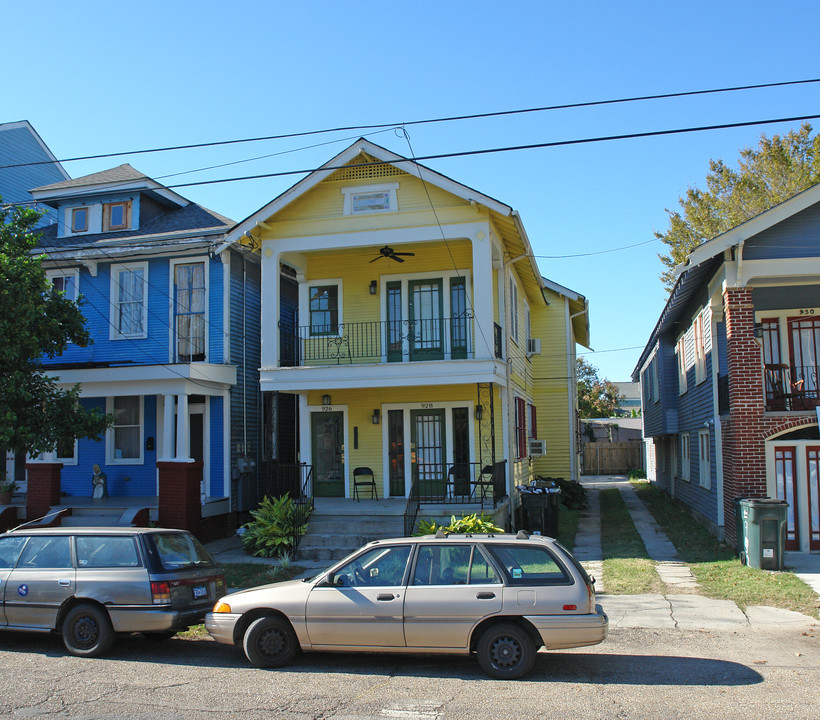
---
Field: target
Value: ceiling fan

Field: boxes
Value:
[369,245,415,263]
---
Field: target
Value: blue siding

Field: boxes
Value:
[207,256,224,363]
[744,202,820,260]
[210,396,224,496]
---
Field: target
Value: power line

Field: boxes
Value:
[2,77,818,172]
[162,112,820,191]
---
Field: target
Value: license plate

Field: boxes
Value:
[192,585,208,599]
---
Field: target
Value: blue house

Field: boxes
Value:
[633,183,820,554]
[20,164,260,538]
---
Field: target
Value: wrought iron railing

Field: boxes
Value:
[403,477,420,537]
[764,364,820,412]
[412,461,506,509]
[259,462,313,558]
[282,316,475,365]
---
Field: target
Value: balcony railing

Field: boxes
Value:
[281,316,475,365]
[413,461,506,509]
[764,364,820,412]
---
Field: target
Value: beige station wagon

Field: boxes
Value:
[0,526,225,657]
[206,532,607,679]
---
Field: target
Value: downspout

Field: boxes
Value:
[566,303,589,483]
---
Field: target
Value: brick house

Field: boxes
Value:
[633,183,820,554]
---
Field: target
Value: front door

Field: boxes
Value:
[312,412,344,497]
[807,447,820,551]
[409,279,443,361]
[411,409,446,500]
[774,447,800,550]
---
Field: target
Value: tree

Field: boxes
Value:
[0,202,110,478]
[657,123,820,290]
[577,357,623,418]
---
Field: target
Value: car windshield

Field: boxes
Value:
[149,532,215,570]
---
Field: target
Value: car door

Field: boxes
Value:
[4,534,76,629]
[0,535,29,625]
[403,544,503,649]
[305,544,412,648]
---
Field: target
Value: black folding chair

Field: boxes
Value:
[353,467,378,501]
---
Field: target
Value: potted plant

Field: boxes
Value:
[0,479,17,505]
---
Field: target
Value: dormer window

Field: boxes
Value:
[103,201,131,231]
[71,207,88,233]
[342,183,399,215]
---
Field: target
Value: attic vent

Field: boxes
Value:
[324,153,408,183]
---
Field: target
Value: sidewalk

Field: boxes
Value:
[577,475,820,631]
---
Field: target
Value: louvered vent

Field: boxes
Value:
[324,153,407,183]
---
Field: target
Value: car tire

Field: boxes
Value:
[476,622,536,679]
[243,616,298,668]
[62,604,115,658]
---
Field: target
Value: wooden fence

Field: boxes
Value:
[582,441,644,475]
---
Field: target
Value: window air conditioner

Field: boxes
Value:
[529,439,547,457]
[527,338,541,355]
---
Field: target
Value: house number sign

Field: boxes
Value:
[798,308,816,316]
[420,403,434,408]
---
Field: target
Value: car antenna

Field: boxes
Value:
[10,508,66,532]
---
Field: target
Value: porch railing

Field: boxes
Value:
[764,364,820,412]
[281,316,475,365]
[403,476,421,537]
[413,461,506,509]
[259,462,313,558]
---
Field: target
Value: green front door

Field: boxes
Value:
[409,279,443,361]
[411,409,446,500]
[312,412,344,497]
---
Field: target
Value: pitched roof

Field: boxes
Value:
[31,163,148,192]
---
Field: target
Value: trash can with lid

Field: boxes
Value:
[517,485,561,537]
[737,498,788,570]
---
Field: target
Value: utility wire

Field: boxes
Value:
[2,77,818,171]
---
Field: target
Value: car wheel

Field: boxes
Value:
[62,604,115,658]
[476,622,536,679]
[243,616,298,668]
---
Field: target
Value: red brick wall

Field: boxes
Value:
[25,463,63,522]
[721,288,817,544]
[157,461,203,533]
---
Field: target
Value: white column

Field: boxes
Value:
[176,393,190,461]
[162,395,175,460]
[260,245,280,369]
[298,393,311,494]
[471,230,495,361]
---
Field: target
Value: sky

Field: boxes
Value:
[4,0,820,382]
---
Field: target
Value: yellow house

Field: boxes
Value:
[219,139,589,535]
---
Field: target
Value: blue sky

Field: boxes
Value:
[4,1,820,381]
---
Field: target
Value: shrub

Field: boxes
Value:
[627,468,647,480]
[241,494,312,558]
[416,512,503,536]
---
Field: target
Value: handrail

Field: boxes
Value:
[403,474,420,537]
[291,464,313,558]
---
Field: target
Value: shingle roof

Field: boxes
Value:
[31,164,149,193]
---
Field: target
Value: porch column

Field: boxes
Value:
[25,462,63,524]
[161,394,175,460]
[471,231,494,361]
[176,393,190,461]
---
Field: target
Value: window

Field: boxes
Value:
[515,397,527,459]
[676,336,687,394]
[111,262,148,339]
[76,536,140,568]
[652,356,659,402]
[174,262,206,361]
[47,269,79,302]
[412,544,499,586]
[509,277,519,344]
[309,285,339,336]
[342,183,398,215]
[108,396,143,463]
[103,201,131,231]
[71,207,88,233]
[680,433,690,481]
[698,429,711,488]
[486,544,570,586]
[18,535,72,569]
[694,313,706,384]
[528,403,538,439]
[333,545,412,587]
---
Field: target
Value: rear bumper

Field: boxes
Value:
[108,605,211,633]
[526,604,608,650]
[205,612,241,645]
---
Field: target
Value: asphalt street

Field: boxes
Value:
[1,619,818,720]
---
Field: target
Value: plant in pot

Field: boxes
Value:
[0,479,17,505]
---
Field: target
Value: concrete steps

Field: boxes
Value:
[295,512,406,563]
[54,505,151,528]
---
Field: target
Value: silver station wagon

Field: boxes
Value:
[0,527,226,657]
[206,532,607,679]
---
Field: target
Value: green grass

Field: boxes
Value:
[221,561,304,590]
[599,488,664,594]
[632,482,819,618]
[555,505,580,550]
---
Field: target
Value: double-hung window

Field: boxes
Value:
[108,396,143,464]
[698,429,711,488]
[680,433,690,481]
[111,262,148,339]
[174,261,206,361]
[514,397,527,459]
[309,285,339,336]
[509,277,519,344]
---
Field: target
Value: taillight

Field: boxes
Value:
[563,604,577,611]
[151,581,171,604]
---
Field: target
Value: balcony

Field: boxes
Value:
[764,364,820,412]
[280,316,475,366]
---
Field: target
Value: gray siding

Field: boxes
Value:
[744,201,820,260]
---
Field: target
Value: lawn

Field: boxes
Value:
[632,481,819,618]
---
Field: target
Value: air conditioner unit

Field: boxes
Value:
[527,338,541,356]
[529,438,547,457]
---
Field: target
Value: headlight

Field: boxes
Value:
[212,601,232,613]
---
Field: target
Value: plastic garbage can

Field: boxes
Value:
[737,498,788,570]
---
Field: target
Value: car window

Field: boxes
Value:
[17,536,72,569]
[0,535,28,568]
[76,536,141,568]
[412,545,499,586]
[486,544,571,585]
[333,545,412,587]
[148,532,215,570]
[468,547,500,585]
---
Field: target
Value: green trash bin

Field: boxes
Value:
[737,498,788,570]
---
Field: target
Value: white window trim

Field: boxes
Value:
[694,312,707,385]
[509,274,519,345]
[169,257,209,363]
[106,396,144,465]
[341,183,399,215]
[33,440,79,466]
[46,267,80,302]
[301,279,343,338]
[680,433,690,482]
[698,428,711,489]
[110,261,149,340]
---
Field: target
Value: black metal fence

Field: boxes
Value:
[258,462,314,558]
[412,461,506,508]
[764,364,820,411]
